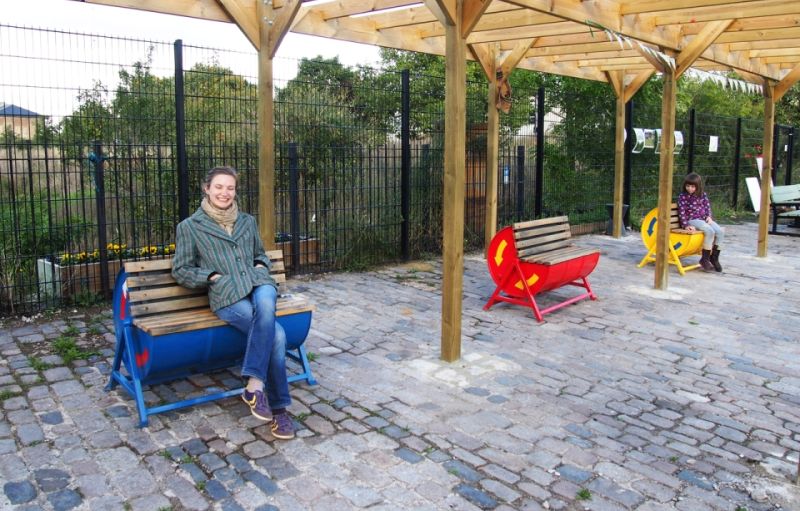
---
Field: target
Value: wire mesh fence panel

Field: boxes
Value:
[0,23,795,313]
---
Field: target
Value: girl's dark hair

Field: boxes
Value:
[682,172,703,196]
[203,166,238,188]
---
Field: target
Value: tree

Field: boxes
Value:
[58,81,114,152]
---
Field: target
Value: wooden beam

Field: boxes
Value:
[654,66,677,290]
[633,43,669,73]
[505,0,680,50]
[81,0,231,22]
[427,0,456,26]
[485,43,500,251]
[500,39,534,76]
[775,63,800,101]
[441,0,466,362]
[675,19,733,78]
[757,81,775,257]
[267,0,302,58]
[468,43,493,80]
[462,0,493,37]
[217,0,258,49]
[257,0,275,250]
[606,70,623,98]
[611,71,626,238]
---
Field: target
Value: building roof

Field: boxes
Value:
[0,103,42,117]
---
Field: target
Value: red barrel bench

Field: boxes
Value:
[107,249,315,427]
[637,203,704,275]
[484,216,600,321]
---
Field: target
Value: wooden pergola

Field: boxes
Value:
[78,0,800,361]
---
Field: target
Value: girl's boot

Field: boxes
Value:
[710,246,722,272]
[699,249,714,272]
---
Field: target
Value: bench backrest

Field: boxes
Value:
[512,216,572,259]
[771,183,800,204]
[668,203,682,230]
[124,249,287,321]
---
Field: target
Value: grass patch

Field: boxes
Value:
[0,389,21,401]
[52,336,100,364]
[576,488,592,501]
[306,352,317,362]
[28,356,52,372]
[295,412,310,422]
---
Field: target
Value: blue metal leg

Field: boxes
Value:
[286,343,317,386]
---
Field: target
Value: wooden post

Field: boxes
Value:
[613,76,626,238]
[257,0,276,249]
[654,67,677,290]
[485,44,499,250]
[441,2,466,362]
[757,83,775,257]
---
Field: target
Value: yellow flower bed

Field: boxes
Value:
[57,243,175,266]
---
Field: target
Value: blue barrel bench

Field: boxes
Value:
[107,249,315,427]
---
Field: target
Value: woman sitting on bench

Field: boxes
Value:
[172,165,295,439]
[677,172,724,273]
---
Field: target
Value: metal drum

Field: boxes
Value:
[486,226,600,298]
[640,207,704,257]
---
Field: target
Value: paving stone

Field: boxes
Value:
[454,483,498,509]
[677,469,714,490]
[4,480,37,504]
[47,488,82,511]
[33,468,71,491]
[129,494,172,511]
[444,460,483,483]
[203,478,230,501]
[556,464,592,484]
[244,470,278,495]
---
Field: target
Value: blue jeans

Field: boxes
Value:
[215,284,291,409]
[688,218,724,250]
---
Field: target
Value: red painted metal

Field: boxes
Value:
[484,226,599,321]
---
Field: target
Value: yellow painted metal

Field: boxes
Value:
[638,207,703,275]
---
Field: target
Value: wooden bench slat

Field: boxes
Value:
[514,222,570,238]
[128,285,204,302]
[127,273,177,288]
[517,240,574,259]
[513,216,569,230]
[124,258,173,272]
[528,247,599,265]
[515,230,571,248]
[130,295,211,316]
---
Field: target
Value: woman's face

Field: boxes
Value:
[205,174,237,209]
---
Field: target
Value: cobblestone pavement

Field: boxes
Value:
[2,222,800,511]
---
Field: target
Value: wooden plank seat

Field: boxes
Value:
[637,203,705,275]
[770,183,800,236]
[107,250,316,427]
[484,216,600,321]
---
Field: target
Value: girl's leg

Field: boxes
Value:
[708,220,724,247]
[688,219,715,250]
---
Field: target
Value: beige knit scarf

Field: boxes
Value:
[201,197,239,235]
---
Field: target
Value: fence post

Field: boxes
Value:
[687,108,696,174]
[516,146,525,219]
[732,117,742,208]
[91,141,110,299]
[174,39,189,220]
[785,127,794,185]
[534,86,545,217]
[288,142,300,271]
[624,100,633,227]
[401,69,411,260]
[771,123,780,185]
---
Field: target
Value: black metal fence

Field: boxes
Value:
[1,24,797,313]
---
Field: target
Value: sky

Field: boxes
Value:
[1,0,383,118]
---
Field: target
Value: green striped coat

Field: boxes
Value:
[172,208,276,311]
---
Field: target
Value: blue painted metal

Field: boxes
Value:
[107,270,316,427]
